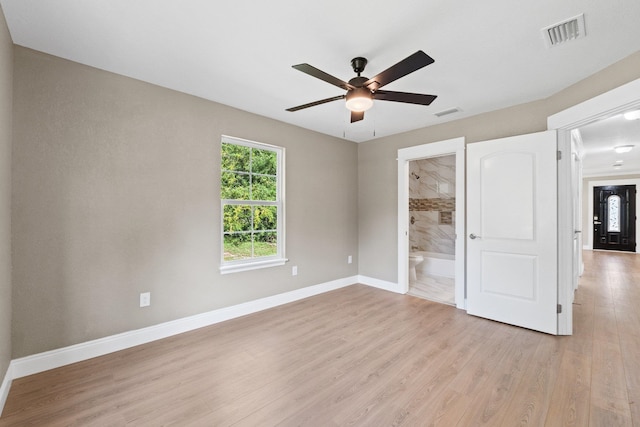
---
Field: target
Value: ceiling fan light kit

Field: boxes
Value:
[287,50,437,123]
[345,87,373,112]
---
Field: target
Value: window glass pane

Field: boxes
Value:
[254,206,277,230]
[252,148,277,175]
[223,234,252,261]
[254,232,278,257]
[252,175,277,201]
[221,172,250,200]
[220,136,283,270]
[608,195,621,232]
[223,205,252,232]
[221,143,250,172]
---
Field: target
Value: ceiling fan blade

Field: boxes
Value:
[286,95,345,112]
[292,63,355,90]
[373,90,437,106]
[350,111,364,123]
[364,51,435,91]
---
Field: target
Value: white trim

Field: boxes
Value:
[358,275,402,293]
[556,129,573,335]
[586,178,640,251]
[397,137,466,309]
[0,364,12,416]
[9,276,357,380]
[548,78,640,130]
[571,130,585,286]
[548,77,640,335]
[219,257,287,274]
[583,169,640,178]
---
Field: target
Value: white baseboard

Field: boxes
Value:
[9,276,358,381]
[0,364,12,417]
[358,275,403,294]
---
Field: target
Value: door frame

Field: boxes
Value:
[397,137,466,309]
[548,77,640,335]
[570,129,584,284]
[587,179,640,251]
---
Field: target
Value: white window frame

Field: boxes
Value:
[219,135,286,274]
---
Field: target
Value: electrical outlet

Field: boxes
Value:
[292,266,298,276]
[348,255,353,264]
[140,292,151,307]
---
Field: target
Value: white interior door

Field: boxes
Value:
[571,132,583,289]
[467,130,558,335]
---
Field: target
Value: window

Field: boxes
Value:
[607,194,621,232]
[220,136,285,273]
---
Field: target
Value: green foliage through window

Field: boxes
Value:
[221,139,281,263]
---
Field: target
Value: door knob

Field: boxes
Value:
[469,233,480,240]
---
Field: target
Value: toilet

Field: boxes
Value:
[408,253,424,281]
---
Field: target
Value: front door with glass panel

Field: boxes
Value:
[593,185,636,252]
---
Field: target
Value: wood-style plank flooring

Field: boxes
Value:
[1,250,638,426]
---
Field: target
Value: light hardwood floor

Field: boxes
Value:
[1,250,638,426]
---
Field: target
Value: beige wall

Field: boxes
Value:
[358,51,640,283]
[12,47,359,358]
[0,5,12,380]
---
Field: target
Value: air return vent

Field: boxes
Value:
[542,14,586,48]
[434,107,461,117]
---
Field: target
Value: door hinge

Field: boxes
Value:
[557,151,562,160]
[557,304,562,314]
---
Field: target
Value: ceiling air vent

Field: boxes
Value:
[434,107,461,118]
[542,14,586,48]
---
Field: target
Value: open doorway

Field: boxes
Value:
[574,109,640,254]
[549,77,640,334]
[397,137,465,309]
[406,155,456,305]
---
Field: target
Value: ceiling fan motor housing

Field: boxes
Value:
[348,76,369,88]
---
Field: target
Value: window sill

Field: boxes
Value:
[219,258,288,275]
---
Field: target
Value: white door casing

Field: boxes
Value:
[571,130,584,288]
[549,77,640,335]
[397,137,465,308]
[467,131,558,335]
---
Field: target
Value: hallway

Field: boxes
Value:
[572,250,639,425]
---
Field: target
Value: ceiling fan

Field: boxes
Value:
[286,50,437,123]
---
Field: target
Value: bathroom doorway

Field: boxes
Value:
[397,138,465,309]
[407,156,456,305]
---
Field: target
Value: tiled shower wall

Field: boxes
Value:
[409,155,456,255]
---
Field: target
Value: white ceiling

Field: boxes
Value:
[1,0,640,144]
[578,112,640,177]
